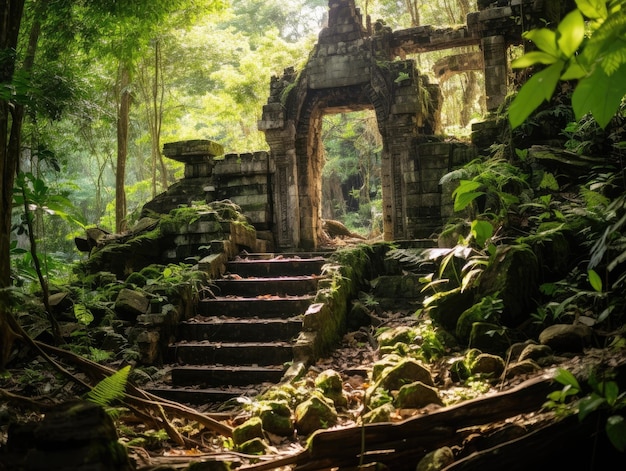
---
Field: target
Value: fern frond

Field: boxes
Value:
[85,365,130,407]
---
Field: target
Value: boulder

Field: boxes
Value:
[395,381,444,409]
[539,324,593,353]
[373,359,434,398]
[115,288,149,321]
[295,395,337,435]
[416,446,455,471]
[258,401,294,437]
[478,244,539,326]
[232,417,264,446]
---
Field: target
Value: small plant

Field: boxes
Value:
[544,368,626,452]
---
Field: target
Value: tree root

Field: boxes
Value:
[4,312,233,443]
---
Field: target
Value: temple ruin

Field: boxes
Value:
[146,0,571,252]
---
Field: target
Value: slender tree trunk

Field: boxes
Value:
[116,62,130,233]
[0,0,26,369]
[405,0,420,27]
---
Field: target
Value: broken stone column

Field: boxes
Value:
[482,35,507,111]
[141,139,224,216]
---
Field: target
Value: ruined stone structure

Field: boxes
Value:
[257,0,570,249]
[146,0,572,253]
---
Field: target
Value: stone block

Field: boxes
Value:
[115,288,149,321]
[163,139,224,161]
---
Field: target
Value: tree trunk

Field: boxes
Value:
[116,62,130,233]
[0,0,26,370]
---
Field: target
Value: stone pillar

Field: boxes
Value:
[162,139,223,178]
[482,35,507,111]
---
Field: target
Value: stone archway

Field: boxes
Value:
[260,0,440,249]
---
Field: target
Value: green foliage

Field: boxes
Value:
[441,156,528,222]
[84,365,131,407]
[545,367,626,452]
[509,0,626,129]
[543,368,582,416]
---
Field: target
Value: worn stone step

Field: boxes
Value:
[169,341,294,366]
[226,256,327,278]
[212,276,320,297]
[197,295,314,317]
[147,386,264,405]
[171,365,285,387]
[178,316,302,342]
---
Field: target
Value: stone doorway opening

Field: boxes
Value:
[321,110,383,240]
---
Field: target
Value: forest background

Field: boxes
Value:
[1,0,481,287]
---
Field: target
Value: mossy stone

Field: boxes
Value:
[394,381,443,409]
[294,395,337,435]
[468,322,510,354]
[232,417,264,446]
[258,401,294,437]
[376,326,414,349]
[237,437,268,455]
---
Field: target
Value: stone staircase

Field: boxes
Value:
[149,252,327,404]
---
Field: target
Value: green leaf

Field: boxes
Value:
[602,381,619,406]
[74,303,94,325]
[524,28,559,56]
[511,51,559,68]
[508,61,564,128]
[557,9,585,58]
[452,180,484,211]
[471,219,494,247]
[606,415,626,452]
[561,57,588,80]
[85,365,131,407]
[588,269,603,292]
[554,368,581,390]
[454,191,485,212]
[572,63,626,128]
[578,394,607,421]
[575,0,608,20]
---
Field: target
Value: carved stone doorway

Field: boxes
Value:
[320,109,383,237]
[259,0,440,249]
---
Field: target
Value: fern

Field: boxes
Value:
[85,365,130,407]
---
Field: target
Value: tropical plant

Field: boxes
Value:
[85,365,131,408]
[441,156,529,225]
[544,367,626,452]
[509,0,626,129]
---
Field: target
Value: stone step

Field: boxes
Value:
[171,365,285,387]
[169,341,294,366]
[212,276,320,297]
[197,295,314,317]
[178,316,302,342]
[147,386,261,405]
[226,256,327,278]
[150,252,330,406]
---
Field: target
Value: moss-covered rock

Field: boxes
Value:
[426,289,475,332]
[372,359,434,399]
[478,244,539,326]
[361,403,396,424]
[468,353,505,378]
[232,417,264,446]
[257,401,294,437]
[468,322,510,354]
[416,446,455,471]
[315,369,348,409]
[395,381,443,409]
[294,395,337,435]
[237,437,268,455]
[377,326,415,348]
